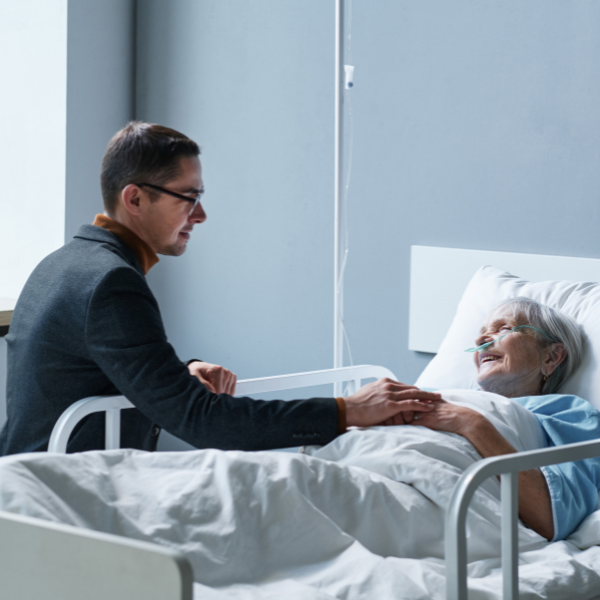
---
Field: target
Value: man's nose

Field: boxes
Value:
[189,201,207,224]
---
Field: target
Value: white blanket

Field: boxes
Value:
[1,389,600,599]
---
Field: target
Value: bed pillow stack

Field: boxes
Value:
[415,265,600,410]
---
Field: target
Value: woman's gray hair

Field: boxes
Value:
[494,297,584,394]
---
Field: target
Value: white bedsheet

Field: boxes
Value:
[1,389,599,599]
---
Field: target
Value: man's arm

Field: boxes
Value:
[412,400,555,540]
[85,267,440,450]
[187,361,439,428]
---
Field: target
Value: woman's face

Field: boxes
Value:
[474,307,545,397]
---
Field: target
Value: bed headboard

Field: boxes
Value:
[409,246,600,354]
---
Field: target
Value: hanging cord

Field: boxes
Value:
[337,0,354,395]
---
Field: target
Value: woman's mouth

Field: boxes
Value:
[479,353,501,365]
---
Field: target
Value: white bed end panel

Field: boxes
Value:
[409,246,600,354]
[0,510,193,600]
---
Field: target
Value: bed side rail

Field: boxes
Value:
[0,510,193,600]
[446,438,600,600]
[48,364,396,454]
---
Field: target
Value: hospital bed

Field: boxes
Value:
[3,248,600,599]
[4,365,600,600]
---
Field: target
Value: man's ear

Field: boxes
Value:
[542,343,567,377]
[120,184,143,216]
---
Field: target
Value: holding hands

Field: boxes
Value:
[344,378,441,428]
[405,398,483,437]
[350,381,486,438]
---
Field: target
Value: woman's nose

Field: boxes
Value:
[189,201,207,224]
[474,331,492,347]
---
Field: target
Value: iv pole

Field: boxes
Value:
[333,0,345,396]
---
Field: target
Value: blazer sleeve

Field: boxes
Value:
[84,267,339,451]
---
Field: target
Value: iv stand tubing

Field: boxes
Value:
[334,0,344,396]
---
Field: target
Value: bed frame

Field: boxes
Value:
[0,510,193,600]
[3,364,600,600]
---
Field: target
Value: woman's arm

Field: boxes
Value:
[414,401,555,541]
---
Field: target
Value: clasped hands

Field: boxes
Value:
[186,363,480,435]
[343,378,481,432]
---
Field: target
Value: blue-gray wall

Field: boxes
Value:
[65,0,136,240]
[138,1,336,393]
[138,0,600,393]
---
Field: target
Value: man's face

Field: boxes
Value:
[139,156,206,256]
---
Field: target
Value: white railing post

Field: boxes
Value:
[48,396,134,453]
[105,408,121,450]
[501,472,519,600]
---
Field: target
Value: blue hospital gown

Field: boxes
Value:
[513,394,600,541]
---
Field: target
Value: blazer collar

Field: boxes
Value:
[92,214,159,274]
[74,223,158,276]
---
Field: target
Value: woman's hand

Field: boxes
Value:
[413,398,555,540]
[408,399,483,435]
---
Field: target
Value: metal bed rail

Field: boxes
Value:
[48,365,396,453]
[446,438,600,600]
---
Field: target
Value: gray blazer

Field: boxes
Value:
[0,225,338,455]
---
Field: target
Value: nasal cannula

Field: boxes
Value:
[465,325,553,353]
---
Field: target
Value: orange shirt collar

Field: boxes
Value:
[93,214,159,275]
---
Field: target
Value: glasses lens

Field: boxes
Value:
[188,196,201,213]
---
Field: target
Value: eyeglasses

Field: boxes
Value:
[136,182,203,207]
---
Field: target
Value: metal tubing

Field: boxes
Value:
[501,472,518,600]
[48,395,134,453]
[105,408,121,450]
[333,0,345,396]
[235,365,394,396]
[446,439,600,600]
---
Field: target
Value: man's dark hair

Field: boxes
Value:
[101,121,200,215]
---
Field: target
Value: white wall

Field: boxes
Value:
[0,0,68,300]
[0,0,135,433]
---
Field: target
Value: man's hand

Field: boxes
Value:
[187,361,237,395]
[344,378,440,427]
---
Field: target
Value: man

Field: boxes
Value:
[0,122,438,455]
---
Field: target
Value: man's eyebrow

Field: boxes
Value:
[182,187,204,195]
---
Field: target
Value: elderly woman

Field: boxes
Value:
[406,296,600,542]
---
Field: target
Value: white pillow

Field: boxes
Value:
[415,266,600,410]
